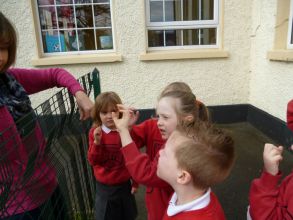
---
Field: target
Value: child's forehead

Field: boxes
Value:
[100,103,117,111]
[156,97,178,113]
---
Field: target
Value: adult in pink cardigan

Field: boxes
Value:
[0,12,93,220]
[249,99,293,220]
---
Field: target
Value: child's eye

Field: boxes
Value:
[151,115,159,119]
[162,115,168,120]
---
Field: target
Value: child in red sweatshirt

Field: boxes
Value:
[157,121,234,220]
[249,99,293,219]
[113,83,209,220]
[87,91,137,220]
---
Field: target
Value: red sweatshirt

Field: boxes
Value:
[249,170,293,219]
[122,119,173,220]
[287,99,293,132]
[162,192,226,220]
[88,126,136,186]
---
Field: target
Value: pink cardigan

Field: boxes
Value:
[0,68,83,217]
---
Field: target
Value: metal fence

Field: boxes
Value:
[0,68,100,220]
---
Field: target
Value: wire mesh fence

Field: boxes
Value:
[0,69,100,220]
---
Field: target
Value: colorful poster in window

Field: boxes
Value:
[45,34,66,52]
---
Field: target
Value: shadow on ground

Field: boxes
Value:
[134,122,293,220]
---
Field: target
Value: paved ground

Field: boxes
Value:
[134,122,293,220]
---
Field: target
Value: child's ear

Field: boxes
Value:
[177,170,192,185]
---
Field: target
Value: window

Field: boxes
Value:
[267,0,293,61]
[35,0,114,56]
[288,0,293,49]
[146,0,219,50]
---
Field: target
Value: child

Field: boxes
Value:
[157,121,235,219]
[114,87,209,220]
[87,91,138,220]
[248,99,293,219]
[0,12,93,219]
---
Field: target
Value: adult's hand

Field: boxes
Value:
[75,91,94,120]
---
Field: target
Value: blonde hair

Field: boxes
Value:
[159,90,209,123]
[160,81,192,95]
[91,91,122,126]
[175,121,235,189]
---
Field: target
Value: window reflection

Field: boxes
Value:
[94,5,111,27]
[76,5,94,28]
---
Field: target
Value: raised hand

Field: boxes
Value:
[263,143,283,176]
[93,126,102,145]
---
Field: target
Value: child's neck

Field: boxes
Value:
[174,185,207,206]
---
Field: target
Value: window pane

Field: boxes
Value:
[57,6,75,29]
[200,28,216,45]
[38,0,55,6]
[56,0,73,4]
[150,1,163,22]
[183,0,199,20]
[96,29,113,49]
[165,30,182,46]
[75,0,92,3]
[148,30,164,47]
[201,0,214,20]
[94,5,111,27]
[76,5,94,28]
[39,7,58,30]
[60,30,78,51]
[42,31,66,53]
[183,29,199,45]
[78,29,95,50]
[165,0,181,22]
[93,0,109,3]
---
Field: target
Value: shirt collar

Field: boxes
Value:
[167,188,211,216]
[101,124,112,134]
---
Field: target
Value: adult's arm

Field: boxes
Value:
[287,99,293,132]
[8,68,83,95]
[8,68,93,120]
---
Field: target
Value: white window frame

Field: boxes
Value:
[32,0,115,57]
[146,0,220,50]
[287,0,293,49]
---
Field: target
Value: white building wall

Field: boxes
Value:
[249,0,293,120]
[3,0,291,122]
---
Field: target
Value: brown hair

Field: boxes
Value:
[91,91,122,126]
[0,12,17,72]
[159,90,210,123]
[160,81,193,95]
[175,121,235,189]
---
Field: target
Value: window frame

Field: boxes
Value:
[31,0,116,57]
[145,0,220,50]
[287,0,293,49]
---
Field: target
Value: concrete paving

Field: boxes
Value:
[134,122,293,220]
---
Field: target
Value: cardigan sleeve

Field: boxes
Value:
[7,68,83,95]
[287,99,293,132]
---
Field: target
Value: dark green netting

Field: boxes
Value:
[0,68,101,220]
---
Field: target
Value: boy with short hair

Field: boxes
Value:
[157,121,235,220]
